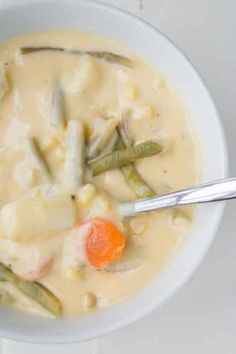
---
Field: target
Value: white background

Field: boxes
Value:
[1,0,236,353]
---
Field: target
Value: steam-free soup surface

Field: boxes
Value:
[0,31,198,317]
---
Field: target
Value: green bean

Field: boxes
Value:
[116,136,155,198]
[90,140,161,176]
[24,137,52,183]
[21,47,133,67]
[0,263,61,316]
[120,164,155,198]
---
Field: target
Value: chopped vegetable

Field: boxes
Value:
[1,194,77,241]
[0,262,61,316]
[116,133,155,199]
[0,67,8,102]
[22,258,53,281]
[21,47,133,67]
[106,242,146,272]
[0,282,55,318]
[90,140,162,176]
[129,216,147,236]
[0,239,53,280]
[50,81,65,129]
[172,210,190,227]
[64,266,82,280]
[62,56,98,94]
[41,135,60,152]
[24,137,52,183]
[120,163,155,199]
[77,184,96,207]
[84,217,125,268]
[125,86,137,100]
[131,102,154,121]
[88,194,111,218]
[82,292,97,310]
[62,223,92,270]
[64,120,84,189]
[117,116,132,148]
[87,118,119,159]
[14,161,37,189]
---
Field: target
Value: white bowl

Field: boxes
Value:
[0,0,228,344]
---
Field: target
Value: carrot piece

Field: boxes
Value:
[85,217,125,268]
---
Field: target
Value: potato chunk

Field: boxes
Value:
[1,194,77,241]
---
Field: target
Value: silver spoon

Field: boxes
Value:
[119,177,235,217]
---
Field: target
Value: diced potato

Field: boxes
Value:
[129,216,147,236]
[82,292,97,310]
[0,67,8,102]
[1,194,77,241]
[131,103,154,121]
[77,184,96,208]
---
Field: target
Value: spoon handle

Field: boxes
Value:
[120,177,235,217]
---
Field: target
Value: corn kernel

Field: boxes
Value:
[172,211,189,228]
[41,136,60,151]
[125,86,137,100]
[132,103,154,121]
[82,292,97,310]
[77,184,96,208]
[129,217,147,236]
[64,266,82,280]
[25,168,37,187]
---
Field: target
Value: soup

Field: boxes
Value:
[0,31,198,318]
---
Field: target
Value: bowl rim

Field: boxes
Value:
[0,0,229,344]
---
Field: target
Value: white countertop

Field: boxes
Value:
[1,0,236,352]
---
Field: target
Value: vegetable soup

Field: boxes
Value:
[0,31,198,318]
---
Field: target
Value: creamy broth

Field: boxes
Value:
[0,31,198,317]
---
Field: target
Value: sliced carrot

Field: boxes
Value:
[85,217,125,268]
